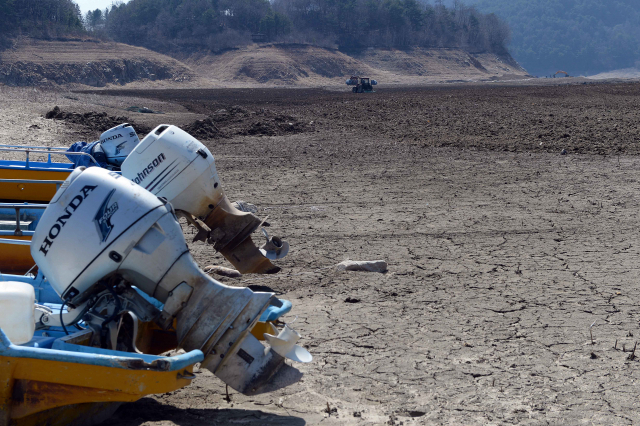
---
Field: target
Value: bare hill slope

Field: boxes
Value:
[186,44,529,86]
[0,39,527,88]
[0,38,195,87]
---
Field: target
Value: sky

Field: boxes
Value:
[74,0,131,16]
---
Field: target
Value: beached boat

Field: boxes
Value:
[0,328,203,426]
[0,142,201,424]
[0,128,308,424]
[0,123,290,276]
[0,145,93,203]
[0,261,292,426]
[0,264,204,426]
[0,203,46,273]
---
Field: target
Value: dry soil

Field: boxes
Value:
[4,81,640,425]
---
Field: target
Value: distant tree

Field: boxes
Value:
[259,11,292,40]
[0,0,15,26]
[403,0,424,31]
[85,8,105,31]
[482,13,510,53]
[220,0,271,33]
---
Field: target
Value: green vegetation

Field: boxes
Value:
[0,0,514,62]
[0,0,83,40]
[466,0,640,75]
[93,0,510,55]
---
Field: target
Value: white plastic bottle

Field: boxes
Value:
[0,281,36,344]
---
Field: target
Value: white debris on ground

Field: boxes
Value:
[336,260,388,273]
[233,200,258,213]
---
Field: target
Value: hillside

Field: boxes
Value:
[462,0,640,76]
[0,39,527,88]
[186,44,528,87]
[0,38,195,86]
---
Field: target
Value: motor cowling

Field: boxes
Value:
[31,167,291,393]
[31,167,179,303]
[121,125,284,274]
[100,123,140,166]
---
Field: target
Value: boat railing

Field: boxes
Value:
[0,238,30,245]
[0,203,48,237]
[0,144,98,167]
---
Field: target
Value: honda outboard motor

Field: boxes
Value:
[100,123,140,167]
[120,125,286,274]
[31,167,297,392]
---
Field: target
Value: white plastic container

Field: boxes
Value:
[0,281,35,344]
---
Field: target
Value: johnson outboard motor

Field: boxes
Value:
[31,167,302,393]
[120,125,287,274]
[100,123,140,167]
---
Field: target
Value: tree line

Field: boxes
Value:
[271,0,510,53]
[0,0,511,56]
[0,0,83,42]
[91,0,510,55]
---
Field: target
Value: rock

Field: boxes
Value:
[336,260,388,273]
[204,265,242,278]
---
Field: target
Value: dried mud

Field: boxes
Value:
[44,106,152,135]
[5,81,640,425]
[92,82,640,156]
[47,103,314,140]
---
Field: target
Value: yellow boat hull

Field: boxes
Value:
[0,236,33,274]
[0,164,72,272]
[0,168,71,203]
[0,356,195,424]
[0,323,202,426]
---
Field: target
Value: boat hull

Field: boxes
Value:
[0,162,72,203]
[0,235,33,273]
[0,329,203,426]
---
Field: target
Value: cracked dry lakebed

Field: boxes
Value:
[4,82,640,425]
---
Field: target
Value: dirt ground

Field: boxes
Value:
[5,81,640,425]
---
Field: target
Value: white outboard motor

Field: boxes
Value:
[121,125,286,274]
[100,123,140,167]
[31,167,297,393]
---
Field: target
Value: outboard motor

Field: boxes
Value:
[100,123,140,167]
[31,167,300,392]
[120,125,286,274]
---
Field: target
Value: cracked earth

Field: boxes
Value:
[4,82,640,425]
